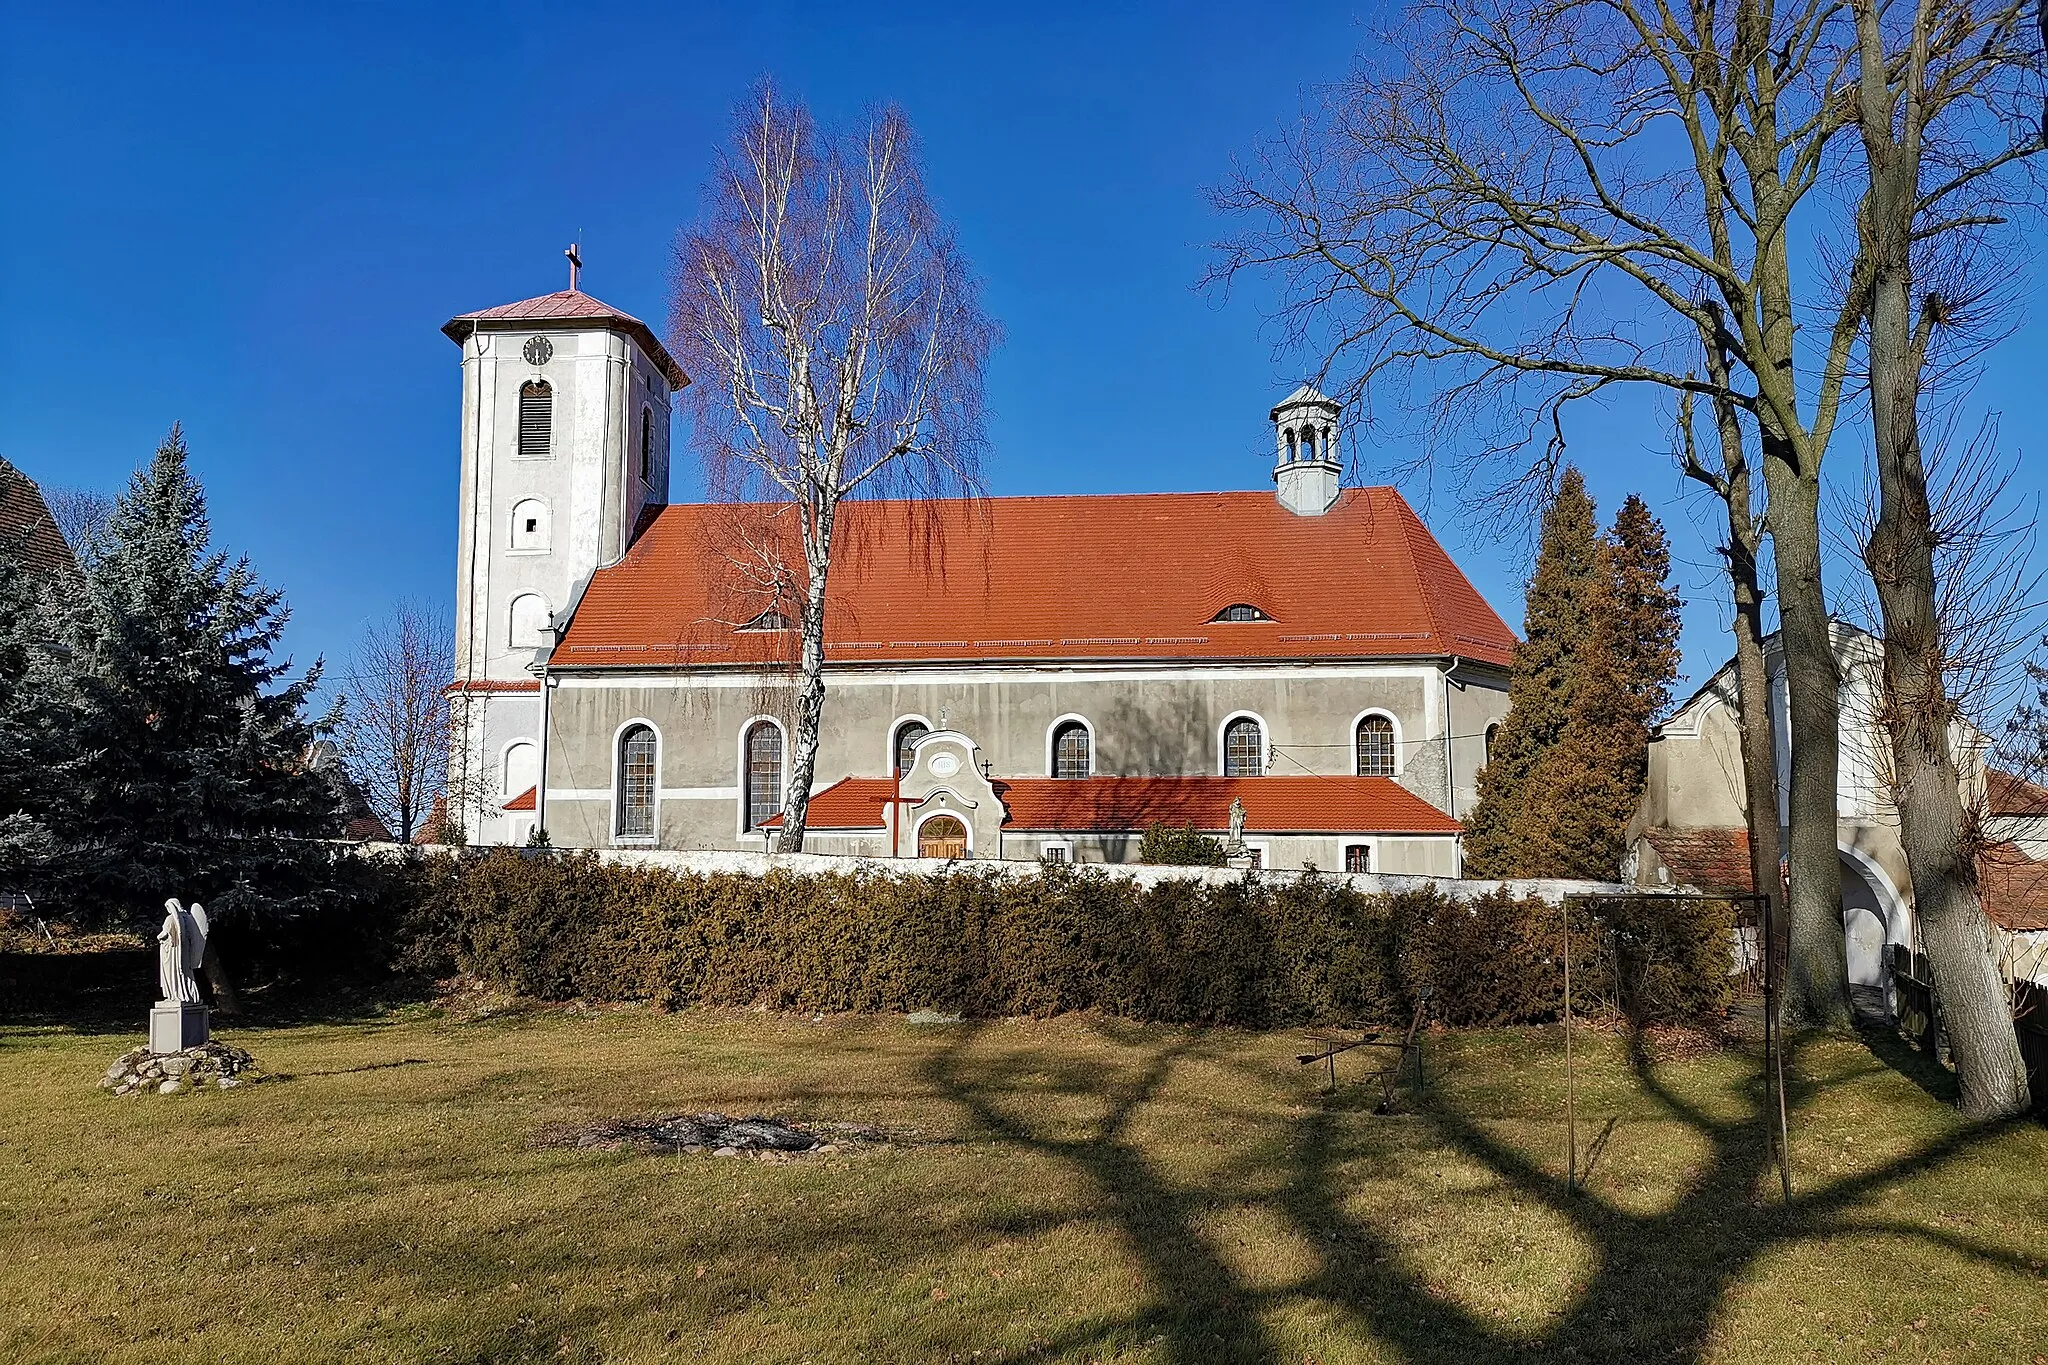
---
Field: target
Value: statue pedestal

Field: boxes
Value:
[149,1001,209,1054]
[1224,841,1258,872]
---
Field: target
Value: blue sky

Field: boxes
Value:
[3,3,2042,699]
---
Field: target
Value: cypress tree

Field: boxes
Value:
[1462,469,1604,876]
[1523,495,1684,878]
[61,427,336,929]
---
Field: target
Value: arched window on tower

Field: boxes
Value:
[1285,428,1298,462]
[1052,720,1091,779]
[509,498,549,552]
[744,721,784,832]
[1300,427,1317,461]
[616,725,658,839]
[1356,715,1396,776]
[639,406,654,483]
[1483,722,1500,767]
[893,720,929,773]
[1223,716,1265,777]
[518,381,553,460]
[508,593,550,649]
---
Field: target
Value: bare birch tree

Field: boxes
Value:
[336,601,453,844]
[1208,0,1869,1022]
[669,85,996,850]
[1842,0,2042,1116]
[42,486,115,561]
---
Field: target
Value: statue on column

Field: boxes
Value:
[156,899,209,1005]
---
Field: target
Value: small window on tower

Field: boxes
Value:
[639,406,654,483]
[509,498,549,552]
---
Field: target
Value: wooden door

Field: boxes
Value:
[918,815,968,860]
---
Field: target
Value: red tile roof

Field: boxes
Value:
[442,290,687,388]
[767,774,1460,835]
[1644,827,1757,894]
[0,458,75,577]
[1978,843,2048,933]
[556,488,1515,669]
[502,785,536,812]
[1987,768,2048,818]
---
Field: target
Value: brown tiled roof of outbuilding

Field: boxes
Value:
[1643,827,1756,894]
[442,289,688,387]
[556,487,1517,669]
[1987,768,2048,818]
[0,458,75,576]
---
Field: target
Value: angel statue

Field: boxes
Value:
[1227,797,1247,847]
[156,899,209,1005]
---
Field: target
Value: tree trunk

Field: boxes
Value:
[1853,0,2029,1116]
[773,502,837,853]
[202,938,241,1017]
[1762,447,1851,1026]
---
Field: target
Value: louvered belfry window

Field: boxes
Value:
[617,725,657,838]
[1356,715,1397,776]
[745,722,784,832]
[518,380,553,459]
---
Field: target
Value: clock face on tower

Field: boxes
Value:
[522,335,554,367]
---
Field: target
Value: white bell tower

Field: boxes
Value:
[441,251,689,843]
[1270,383,1342,516]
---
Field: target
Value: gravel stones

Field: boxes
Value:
[99,1042,260,1097]
[540,1112,899,1159]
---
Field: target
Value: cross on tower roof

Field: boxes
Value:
[565,243,583,292]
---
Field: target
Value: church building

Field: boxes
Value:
[442,278,1517,873]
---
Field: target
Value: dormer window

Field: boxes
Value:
[1212,604,1270,623]
[737,608,793,632]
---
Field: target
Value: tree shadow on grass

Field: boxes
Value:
[919,1021,2029,1364]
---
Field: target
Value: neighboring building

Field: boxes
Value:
[444,281,1515,871]
[1625,622,2048,993]
[0,457,76,576]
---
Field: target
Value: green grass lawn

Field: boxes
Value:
[0,1000,2041,1364]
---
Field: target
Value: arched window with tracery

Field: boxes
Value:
[1052,720,1091,779]
[893,720,929,773]
[518,380,553,460]
[616,725,657,839]
[744,721,784,831]
[1356,715,1396,776]
[1223,716,1264,777]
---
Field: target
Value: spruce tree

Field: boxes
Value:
[61,427,335,929]
[0,542,88,901]
[1524,495,1684,878]
[1462,468,1604,876]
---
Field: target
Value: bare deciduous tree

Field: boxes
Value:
[669,84,996,850]
[1208,0,1869,1023]
[1845,0,2042,1116]
[42,486,115,560]
[336,601,453,844]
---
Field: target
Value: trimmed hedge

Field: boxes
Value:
[422,851,1733,1029]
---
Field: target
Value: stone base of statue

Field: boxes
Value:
[1224,841,1257,871]
[149,1000,209,1054]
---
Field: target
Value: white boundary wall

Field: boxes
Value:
[361,842,1623,904]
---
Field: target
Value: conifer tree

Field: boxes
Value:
[1523,496,1683,878]
[61,427,335,929]
[0,545,88,899]
[1462,469,1603,876]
